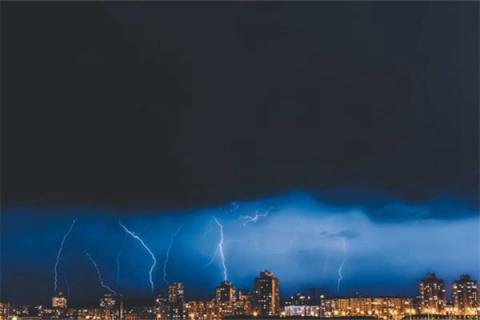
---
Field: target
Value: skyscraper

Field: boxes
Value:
[417,273,447,314]
[100,293,117,309]
[452,274,478,315]
[253,271,280,316]
[52,292,67,309]
[168,283,185,320]
[215,281,236,316]
[100,293,117,320]
[169,283,185,304]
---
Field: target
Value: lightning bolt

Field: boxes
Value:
[119,222,157,292]
[162,225,183,285]
[337,238,347,294]
[85,252,117,295]
[53,218,77,293]
[240,207,273,226]
[214,217,228,281]
[116,233,128,285]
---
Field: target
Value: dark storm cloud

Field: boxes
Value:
[2,2,478,213]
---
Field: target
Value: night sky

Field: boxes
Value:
[2,2,479,306]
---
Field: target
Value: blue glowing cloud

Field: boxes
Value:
[1,192,479,305]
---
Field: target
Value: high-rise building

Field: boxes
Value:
[52,292,67,309]
[452,274,478,315]
[216,281,236,304]
[253,271,280,316]
[168,283,185,320]
[417,273,447,314]
[100,293,117,309]
[169,283,185,304]
[215,281,236,316]
[100,293,117,320]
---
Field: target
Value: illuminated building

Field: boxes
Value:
[284,293,319,316]
[100,293,117,309]
[155,295,168,320]
[168,283,185,320]
[0,304,30,320]
[185,300,217,320]
[0,303,7,320]
[319,294,328,317]
[452,274,478,315]
[233,290,252,316]
[76,308,105,320]
[283,305,319,317]
[100,293,117,320]
[215,281,236,317]
[168,300,185,320]
[52,292,68,309]
[322,296,414,320]
[285,292,313,306]
[253,271,280,316]
[402,316,471,320]
[417,273,447,314]
[216,281,236,304]
[224,316,376,320]
[169,283,185,304]
[124,307,155,320]
[33,304,55,317]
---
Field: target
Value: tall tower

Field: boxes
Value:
[52,291,68,309]
[253,271,280,316]
[100,293,117,309]
[169,283,185,304]
[417,273,447,314]
[168,283,185,320]
[452,274,478,315]
[100,293,117,320]
[215,281,236,316]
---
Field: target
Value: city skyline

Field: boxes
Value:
[2,1,479,318]
[39,271,478,306]
[3,271,479,320]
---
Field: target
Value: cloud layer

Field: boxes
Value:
[2,192,479,305]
